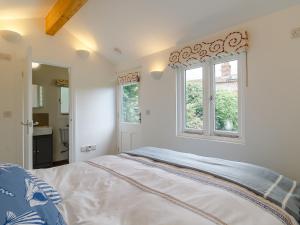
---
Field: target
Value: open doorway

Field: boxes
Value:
[32,63,70,169]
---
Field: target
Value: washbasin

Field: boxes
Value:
[33,127,53,136]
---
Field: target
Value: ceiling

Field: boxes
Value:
[0,0,56,20]
[1,0,299,64]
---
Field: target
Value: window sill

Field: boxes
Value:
[177,132,245,145]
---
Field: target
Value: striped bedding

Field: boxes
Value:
[32,148,299,225]
[125,147,300,222]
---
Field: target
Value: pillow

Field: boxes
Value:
[0,163,66,225]
[25,170,62,205]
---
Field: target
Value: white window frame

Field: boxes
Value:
[119,82,141,125]
[176,53,246,144]
[178,63,209,135]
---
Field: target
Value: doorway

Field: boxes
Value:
[31,63,72,169]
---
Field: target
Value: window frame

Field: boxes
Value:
[176,53,246,143]
[179,63,209,135]
[119,81,141,125]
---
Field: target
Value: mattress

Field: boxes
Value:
[32,148,299,225]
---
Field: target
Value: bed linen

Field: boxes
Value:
[125,147,300,222]
[32,149,299,225]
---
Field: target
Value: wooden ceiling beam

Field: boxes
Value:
[45,0,88,36]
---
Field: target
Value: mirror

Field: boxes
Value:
[32,84,44,108]
[60,87,69,114]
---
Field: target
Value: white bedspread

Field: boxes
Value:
[33,154,298,225]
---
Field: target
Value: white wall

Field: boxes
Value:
[0,18,117,163]
[116,5,300,181]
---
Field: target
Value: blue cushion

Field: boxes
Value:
[0,163,66,225]
[25,170,62,205]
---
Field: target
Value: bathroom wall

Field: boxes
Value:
[33,64,69,162]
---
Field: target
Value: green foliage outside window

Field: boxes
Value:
[185,80,204,129]
[185,81,238,132]
[122,83,140,123]
[215,90,238,132]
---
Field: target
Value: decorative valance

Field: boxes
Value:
[169,31,249,68]
[56,79,69,87]
[118,72,140,85]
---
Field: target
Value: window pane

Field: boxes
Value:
[185,67,203,130]
[60,87,69,114]
[121,83,140,123]
[214,60,238,132]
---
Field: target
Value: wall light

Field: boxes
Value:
[150,71,164,80]
[32,62,40,69]
[76,49,90,59]
[0,30,22,43]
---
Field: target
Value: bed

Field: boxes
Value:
[2,147,300,225]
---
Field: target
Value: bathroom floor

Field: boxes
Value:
[53,160,69,167]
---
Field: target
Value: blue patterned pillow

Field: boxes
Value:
[25,171,62,205]
[0,163,66,225]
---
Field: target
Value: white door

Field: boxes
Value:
[118,82,142,152]
[21,48,33,169]
[0,42,28,166]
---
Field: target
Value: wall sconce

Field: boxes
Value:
[150,71,164,80]
[76,49,90,59]
[0,30,22,43]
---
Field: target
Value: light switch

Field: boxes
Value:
[291,27,300,39]
[145,110,151,115]
[3,111,12,118]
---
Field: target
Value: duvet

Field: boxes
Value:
[32,147,299,225]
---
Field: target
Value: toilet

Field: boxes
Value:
[59,127,69,149]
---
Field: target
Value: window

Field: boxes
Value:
[185,67,204,131]
[177,54,245,142]
[60,87,69,114]
[214,60,239,134]
[121,83,140,123]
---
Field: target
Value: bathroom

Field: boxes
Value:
[32,63,69,169]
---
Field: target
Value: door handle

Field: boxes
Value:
[21,121,33,126]
[21,120,33,134]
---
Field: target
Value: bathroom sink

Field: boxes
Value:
[33,127,53,136]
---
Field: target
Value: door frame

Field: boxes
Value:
[27,59,76,167]
[23,47,33,169]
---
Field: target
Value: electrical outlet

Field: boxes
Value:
[86,145,96,151]
[81,145,96,152]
